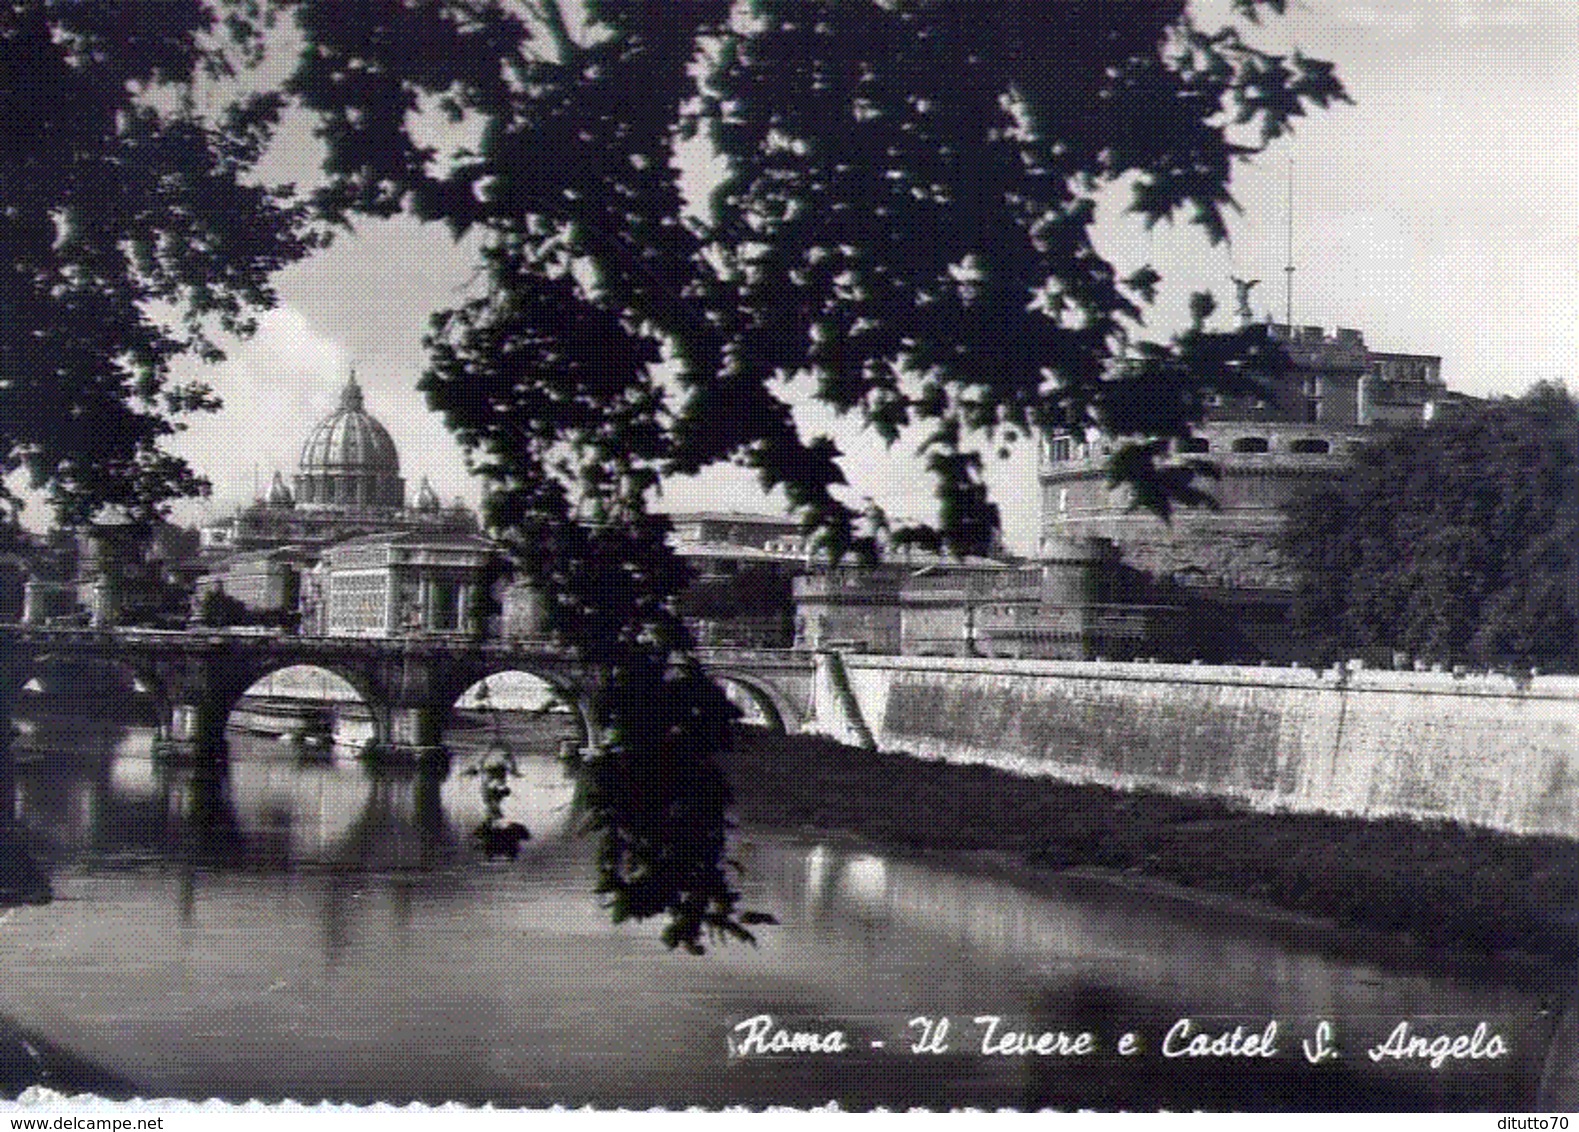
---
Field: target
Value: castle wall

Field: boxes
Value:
[1037,325,1444,602]
[810,653,1579,839]
[1040,426,1364,592]
[1050,510,1294,591]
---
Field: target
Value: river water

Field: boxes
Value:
[0,710,1570,1110]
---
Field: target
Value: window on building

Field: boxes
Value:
[431,581,459,631]
[1290,438,1331,454]
[1231,437,1269,453]
[1177,437,1210,454]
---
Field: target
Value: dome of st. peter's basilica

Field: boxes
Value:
[294,371,405,510]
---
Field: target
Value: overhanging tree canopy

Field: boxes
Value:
[287,0,1343,557]
[1,1,311,528]
[280,0,1343,952]
[6,0,1346,951]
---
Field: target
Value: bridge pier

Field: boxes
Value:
[376,704,449,770]
[162,701,230,764]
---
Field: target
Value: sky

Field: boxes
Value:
[155,0,1579,555]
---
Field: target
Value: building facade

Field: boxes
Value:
[189,371,492,634]
[198,546,309,617]
[667,512,803,552]
[311,531,496,638]
[790,540,1182,661]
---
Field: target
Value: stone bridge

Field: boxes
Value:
[0,627,817,764]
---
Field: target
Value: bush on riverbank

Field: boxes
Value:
[726,729,1579,968]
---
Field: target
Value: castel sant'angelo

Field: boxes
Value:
[1038,305,1469,621]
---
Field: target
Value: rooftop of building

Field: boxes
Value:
[664,510,803,528]
[204,544,316,569]
[673,540,802,562]
[323,529,497,551]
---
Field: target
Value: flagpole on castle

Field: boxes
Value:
[1284,158,1296,330]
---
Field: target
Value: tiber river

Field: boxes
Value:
[2,683,1576,1110]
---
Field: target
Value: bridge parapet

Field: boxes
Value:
[693,646,815,670]
[0,627,594,758]
[0,629,821,761]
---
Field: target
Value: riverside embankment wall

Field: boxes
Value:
[807,654,1579,839]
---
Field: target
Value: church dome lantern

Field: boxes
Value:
[294,371,406,510]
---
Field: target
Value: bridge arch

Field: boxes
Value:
[5,648,170,725]
[441,664,593,754]
[706,669,799,733]
[217,658,387,747]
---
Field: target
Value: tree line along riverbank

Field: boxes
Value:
[724,729,1579,979]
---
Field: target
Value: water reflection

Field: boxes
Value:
[782,841,1540,1032]
[0,709,1567,1108]
[14,712,578,877]
[740,841,1554,1109]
